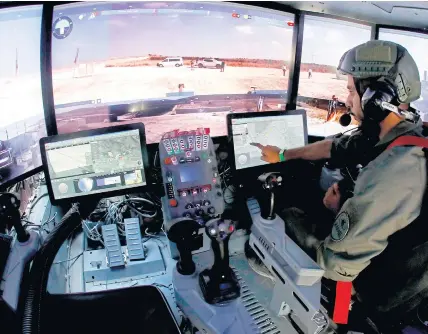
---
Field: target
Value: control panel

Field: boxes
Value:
[159,128,224,224]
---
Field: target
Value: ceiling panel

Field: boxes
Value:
[279,1,428,30]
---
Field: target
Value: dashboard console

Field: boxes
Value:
[159,128,224,225]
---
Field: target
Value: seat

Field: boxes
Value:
[41,285,182,334]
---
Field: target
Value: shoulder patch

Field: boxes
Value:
[331,212,350,242]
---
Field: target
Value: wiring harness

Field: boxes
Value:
[83,194,162,245]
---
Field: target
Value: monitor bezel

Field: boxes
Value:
[40,123,152,204]
[226,109,308,173]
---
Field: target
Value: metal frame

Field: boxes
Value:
[376,24,428,38]
[286,12,304,110]
[41,3,57,136]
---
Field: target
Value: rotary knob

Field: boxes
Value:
[195,209,204,216]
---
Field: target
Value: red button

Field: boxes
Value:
[169,199,178,207]
[164,157,172,165]
[229,225,235,232]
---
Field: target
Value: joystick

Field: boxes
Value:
[199,218,240,304]
[0,193,29,242]
[166,218,201,275]
[257,172,283,220]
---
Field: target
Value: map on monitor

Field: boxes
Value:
[229,110,308,170]
[40,124,148,202]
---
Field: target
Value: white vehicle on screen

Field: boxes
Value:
[197,58,223,69]
[157,57,184,67]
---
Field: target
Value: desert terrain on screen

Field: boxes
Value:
[53,55,349,143]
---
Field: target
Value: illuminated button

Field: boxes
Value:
[228,225,235,233]
[169,199,178,207]
[201,152,208,159]
[164,157,172,165]
[212,178,217,183]
[277,176,283,182]
[192,188,199,195]
[171,156,178,165]
[202,188,209,193]
[207,158,212,164]
[167,176,173,182]
[180,191,187,197]
[185,151,192,158]
[195,156,201,162]
[179,157,186,164]
[213,172,218,178]
[209,228,217,236]
[194,201,202,208]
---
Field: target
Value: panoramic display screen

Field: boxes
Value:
[0,5,47,185]
[297,16,371,136]
[51,1,295,143]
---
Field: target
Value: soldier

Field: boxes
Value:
[251,40,426,330]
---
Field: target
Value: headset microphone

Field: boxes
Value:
[339,111,352,127]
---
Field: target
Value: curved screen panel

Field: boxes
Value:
[51,1,294,144]
[0,5,46,187]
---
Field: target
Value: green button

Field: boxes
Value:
[201,152,208,159]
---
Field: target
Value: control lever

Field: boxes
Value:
[199,218,240,304]
[0,193,29,242]
[257,172,283,220]
[166,218,200,275]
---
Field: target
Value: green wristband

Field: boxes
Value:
[279,150,286,162]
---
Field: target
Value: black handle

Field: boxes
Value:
[176,238,196,275]
[211,237,230,276]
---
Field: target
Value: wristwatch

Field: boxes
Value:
[279,149,286,162]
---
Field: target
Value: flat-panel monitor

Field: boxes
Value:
[0,5,47,188]
[51,1,295,144]
[40,124,150,203]
[227,110,308,170]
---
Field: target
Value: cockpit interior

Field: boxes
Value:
[1,1,428,334]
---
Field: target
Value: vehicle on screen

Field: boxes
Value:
[196,58,222,69]
[0,141,15,173]
[156,57,184,68]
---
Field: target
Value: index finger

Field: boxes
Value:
[250,142,264,150]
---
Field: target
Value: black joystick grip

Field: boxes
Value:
[199,218,240,304]
[257,173,283,220]
[166,218,200,275]
[0,193,28,242]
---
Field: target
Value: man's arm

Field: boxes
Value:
[316,147,425,281]
[285,139,333,161]
[250,139,333,163]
